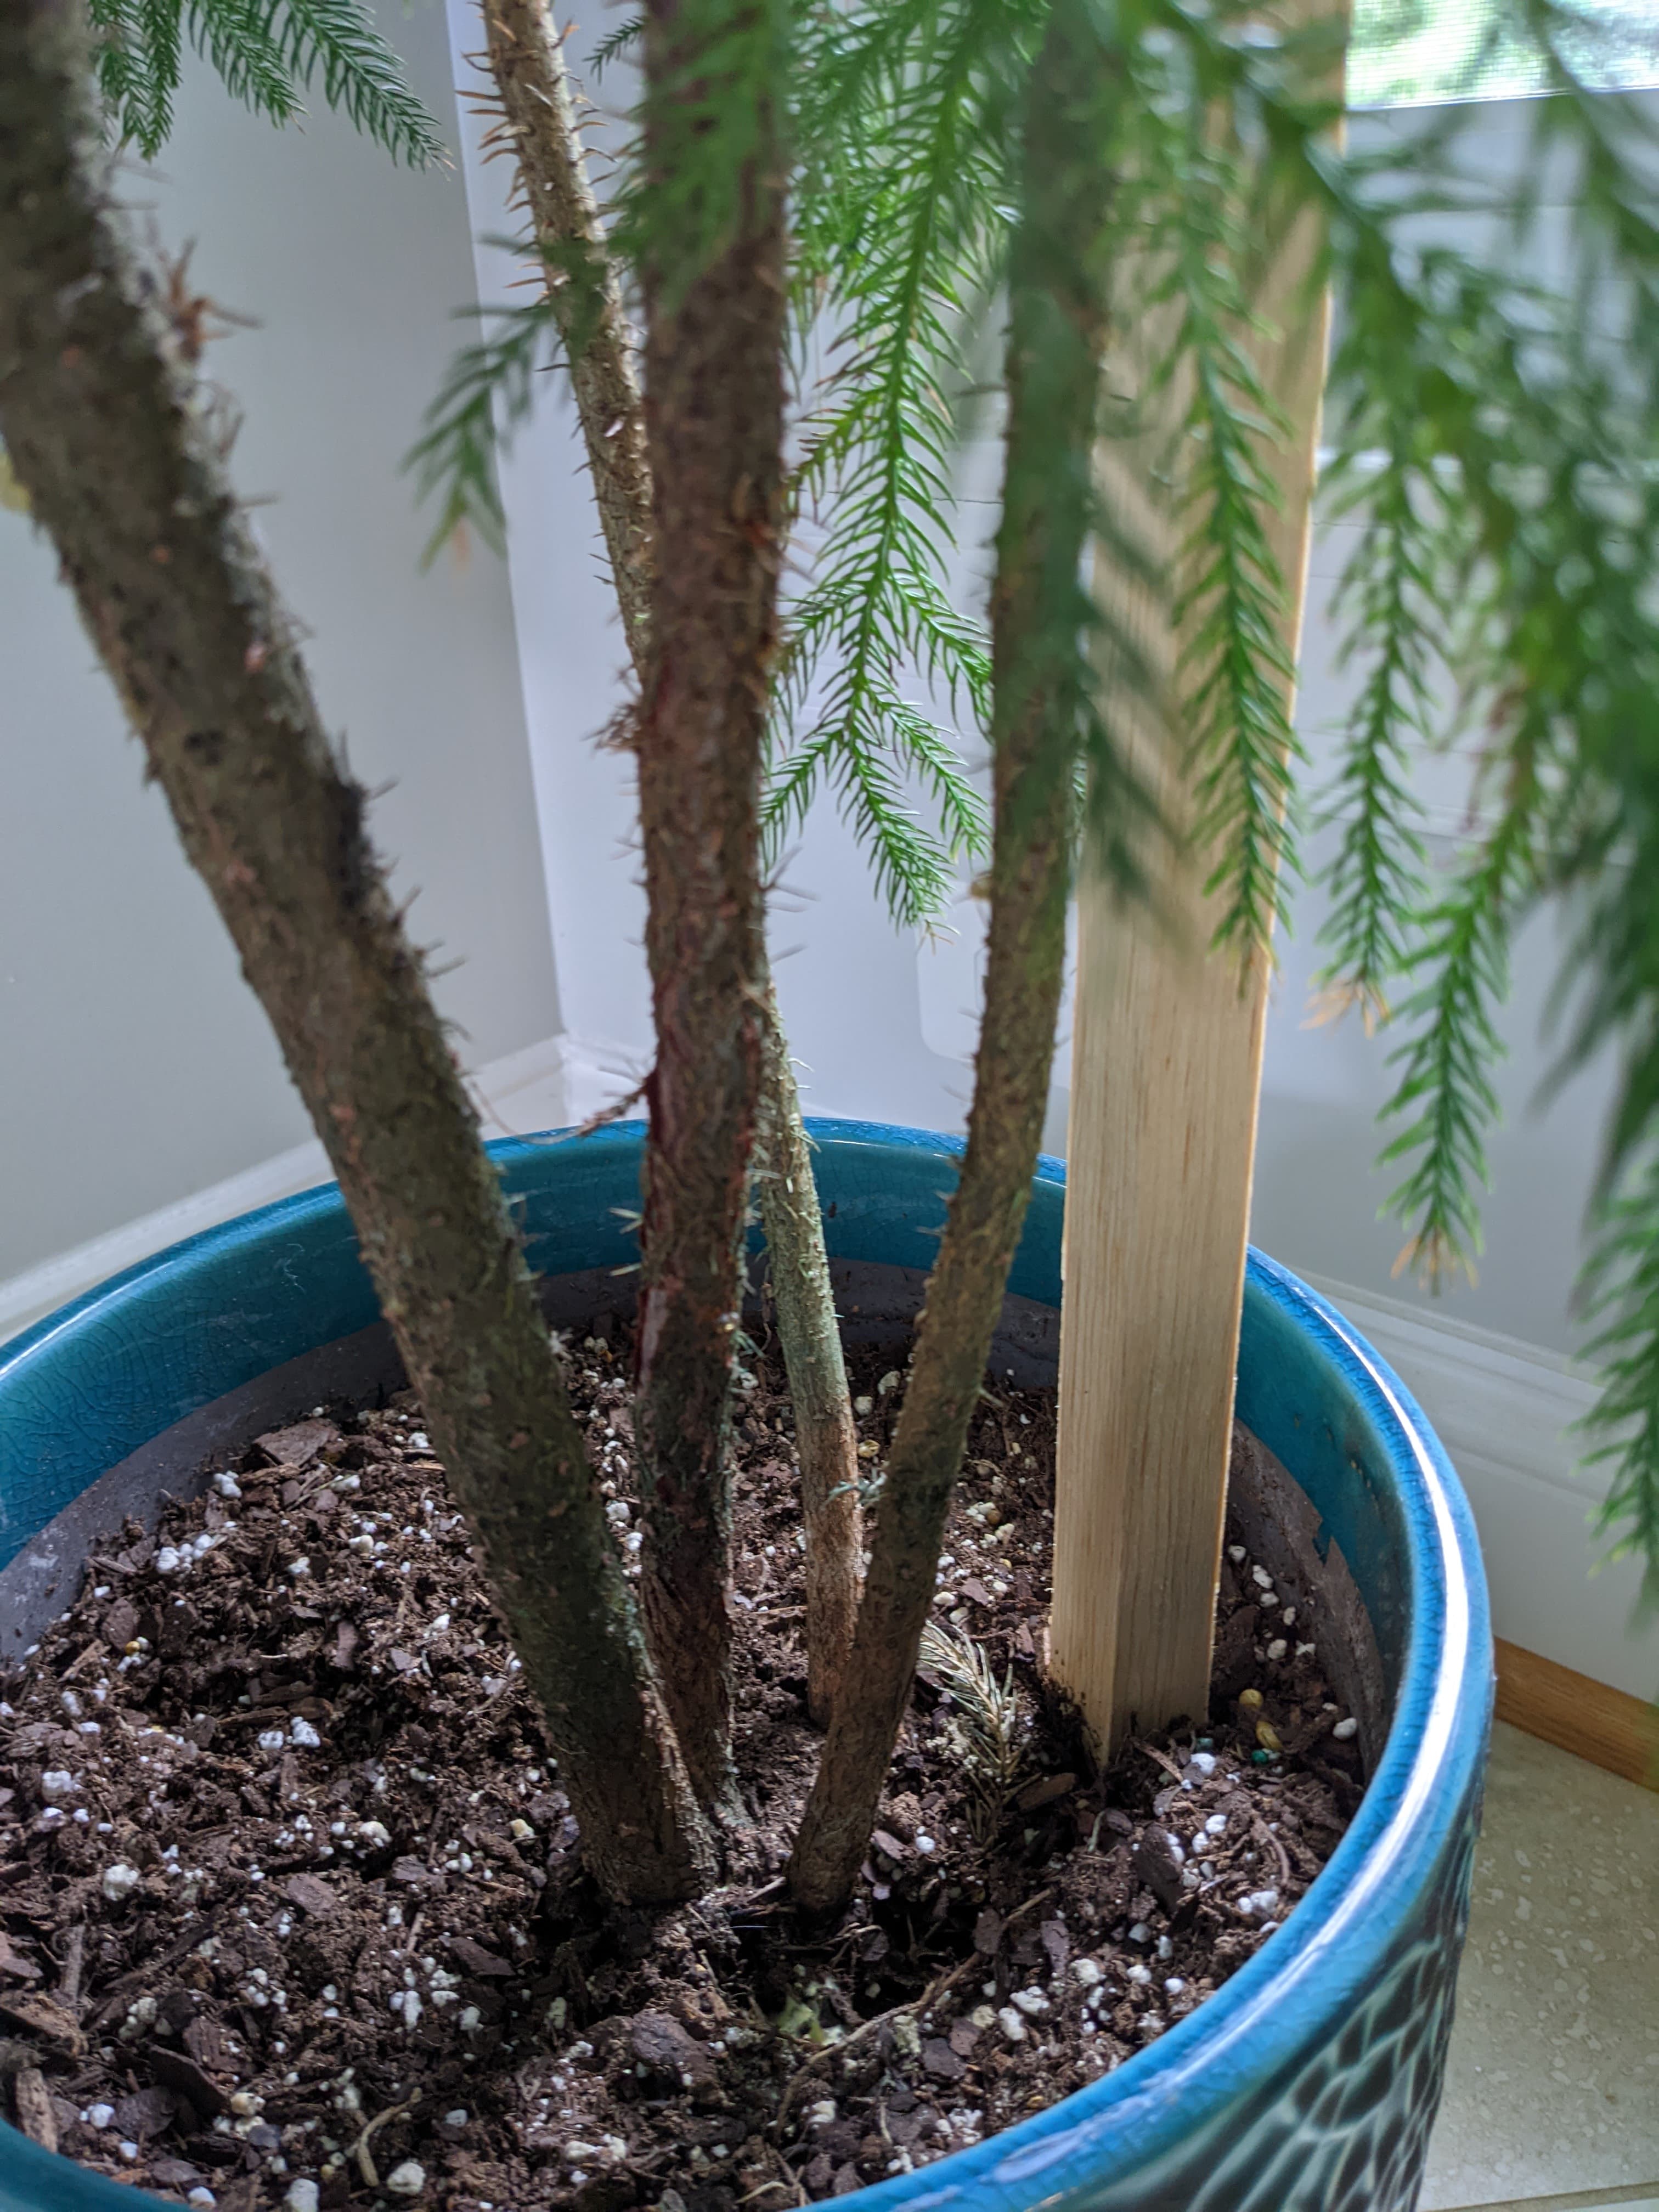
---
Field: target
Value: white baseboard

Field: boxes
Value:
[1301,1272,1657,1705]
[3,1098,1654,1702]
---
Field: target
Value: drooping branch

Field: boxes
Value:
[0,0,712,1906]
[789,0,1111,1913]
[629,0,791,1813]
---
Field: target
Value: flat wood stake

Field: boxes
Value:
[1050,84,1339,1756]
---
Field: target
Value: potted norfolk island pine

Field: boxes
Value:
[4,0,1659,2205]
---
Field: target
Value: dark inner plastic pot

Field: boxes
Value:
[0,1256,1389,1774]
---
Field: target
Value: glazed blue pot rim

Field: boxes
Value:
[0,1118,1489,2212]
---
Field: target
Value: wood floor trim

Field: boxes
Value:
[1494,1637,1659,1792]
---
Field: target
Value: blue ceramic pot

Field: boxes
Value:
[0,1121,1491,2212]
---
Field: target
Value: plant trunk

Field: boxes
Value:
[477,0,654,675]
[755,986,862,1724]
[0,0,713,1906]
[480,1,860,1737]
[630,0,789,1815]
[788,0,1110,1914]
[479,1,862,1736]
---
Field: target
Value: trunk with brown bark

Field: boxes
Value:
[755,988,862,1724]
[788,0,1111,1914]
[477,0,654,674]
[0,0,713,1906]
[631,0,789,1816]
[473,0,864,1760]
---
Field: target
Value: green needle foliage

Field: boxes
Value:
[1308,439,1437,1034]
[1300,7,1659,1593]
[87,0,442,162]
[1579,1148,1659,1610]
[403,285,558,561]
[1375,776,1543,1290]
[1127,81,1315,956]
[111,0,1659,1604]
[404,0,1659,1600]
[763,0,1024,923]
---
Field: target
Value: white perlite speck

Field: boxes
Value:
[100,1863,141,1904]
[289,1718,321,1750]
[284,2182,320,2212]
[384,2160,425,2198]
[1332,1716,1358,1740]
[996,2006,1027,2044]
[40,1770,77,1803]
[1009,1987,1050,2018]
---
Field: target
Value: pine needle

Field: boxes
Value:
[919,1620,1025,1841]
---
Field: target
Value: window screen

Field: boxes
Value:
[1349,0,1659,105]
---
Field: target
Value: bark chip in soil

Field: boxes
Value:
[1,1330,1362,2208]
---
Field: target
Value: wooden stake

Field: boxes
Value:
[1049,137,1337,1756]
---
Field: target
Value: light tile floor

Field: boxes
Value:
[1420,1721,1659,2212]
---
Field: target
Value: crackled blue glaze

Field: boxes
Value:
[0,1120,1492,2212]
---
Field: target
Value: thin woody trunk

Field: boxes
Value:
[789,0,1110,1913]
[479,0,861,1734]
[0,0,713,1906]
[631,0,788,1813]
[476,0,653,673]
[755,988,862,1725]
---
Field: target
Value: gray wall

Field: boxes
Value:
[0,1,556,1282]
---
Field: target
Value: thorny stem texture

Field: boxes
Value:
[476,0,654,674]
[755,986,862,1725]
[632,0,788,1814]
[0,0,713,1905]
[788,0,1108,1914]
[474,0,864,1742]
